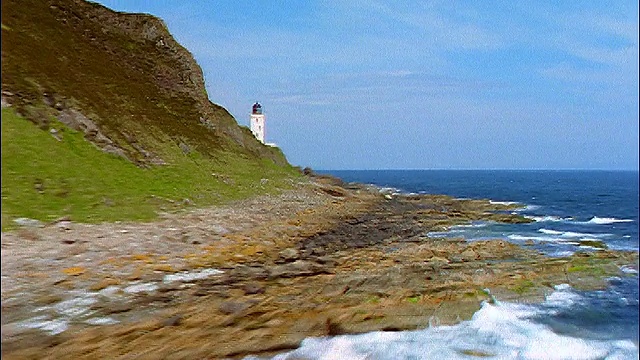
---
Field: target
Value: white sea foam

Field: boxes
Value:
[521,204,541,211]
[585,217,634,225]
[538,229,611,239]
[539,229,564,235]
[377,186,402,195]
[508,234,579,244]
[525,215,567,222]
[451,223,488,229]
[256,285,637,360]
[620,265,638,275]
[579,245,604,251]
[489,200,520,206]
[549,250,576,257]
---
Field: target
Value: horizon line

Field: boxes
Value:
[313,168,640,172]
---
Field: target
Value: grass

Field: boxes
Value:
[1,108,300,229]
[510,279,535,295]
[566,257,613,277]
[567,264,607,276]
[406,296,420,303]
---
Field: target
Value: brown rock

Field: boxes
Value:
[89,277,121,291]
[278,248,300,262]
[162,314,183,327]
[219,301,251,315]
[243,283,265,295]
[459,248,478,262]
[93,302,133,314]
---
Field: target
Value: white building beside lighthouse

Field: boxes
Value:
[250,102,266,144]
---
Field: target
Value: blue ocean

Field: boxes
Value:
[262,170,640,360]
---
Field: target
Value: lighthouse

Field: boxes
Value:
[250,102,265,144]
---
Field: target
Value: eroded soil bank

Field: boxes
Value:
[1,176,637,359]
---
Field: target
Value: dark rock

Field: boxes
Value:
[134,294,174,305]
[326,318,347,336]
[94,302,133,314]
[314,256,336,266]
[192,288,210,297]
[230,265,269,280]
[162,314,182,327]
[269,260,331,279]
[157,283,183,293]
[219,301,251,315]
[318,186,347,197]
[243,283,265,295]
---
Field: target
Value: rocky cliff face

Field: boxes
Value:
[1,0,287,166]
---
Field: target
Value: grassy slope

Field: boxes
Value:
[1,0,302,229]
[1,107,300,229]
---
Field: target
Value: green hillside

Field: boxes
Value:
[1,0,300,229]
[1,107,299,229]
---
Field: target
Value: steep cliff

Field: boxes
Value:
[1,0,286,165]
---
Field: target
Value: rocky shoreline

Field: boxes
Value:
[1,175,638,359]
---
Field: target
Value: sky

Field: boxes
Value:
[94,1,639,170]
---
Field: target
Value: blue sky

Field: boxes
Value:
[94,1,638,170]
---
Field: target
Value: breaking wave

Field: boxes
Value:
[583,217,634,225]
[252,285,637,360]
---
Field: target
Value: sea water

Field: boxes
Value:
[250,170,639,359]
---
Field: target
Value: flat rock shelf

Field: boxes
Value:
[1,177,637,359]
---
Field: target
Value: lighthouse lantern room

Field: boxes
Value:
[250,102,265,144]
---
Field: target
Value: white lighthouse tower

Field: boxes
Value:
[250,102,265,144]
